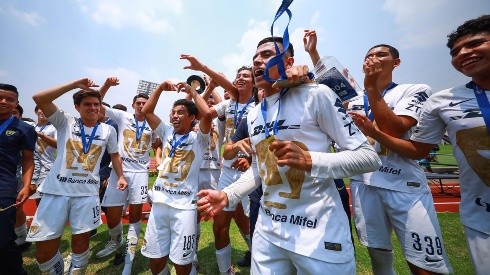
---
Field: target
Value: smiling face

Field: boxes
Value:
[234,68,254,97]
[75,96,100,125]
[0,89,18,119]
[170,105,194,135]
[252,41,293,93]
[450,33,490,83]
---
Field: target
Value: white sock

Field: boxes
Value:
[121,236,137,275]
[123,221,141,262]
[216,244,232,273]
[70,249,90,274]
[128,221,142,239]
[368,247,396,275]
[156,265,169,275]
[14,222,28,245]
[38,250,64,275]
[189,264,198,275]
[109,222,123,242]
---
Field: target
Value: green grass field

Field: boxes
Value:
[21,213,473,274]
[23,145,469,274]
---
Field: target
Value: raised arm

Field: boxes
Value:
[177,82,212,135]
[98,77,120,116]
[37,132,57,148]
[141,80,177,130]
[350,112,435,159]
[363,58,418,138]
[32,78,98,117]
[304,29,321,67]
[181,54,237,93]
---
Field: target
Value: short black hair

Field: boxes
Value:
[0,83,19,96]
[133,93,149,104]
[15,104,24,116]
[173,99,197,117]
[256,37,294,57]
[112,104,127,111]
[447,15,490,49]
[72,90,101,105]
[102,102,111,108]
[366,44,400,59]
[237,65,253,75]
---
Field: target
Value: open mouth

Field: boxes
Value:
[461,58,480,68]
[254,69,264,77]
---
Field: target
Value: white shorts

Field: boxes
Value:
[252,231,355,275]
[198,169,220,191]
[101,170,148,207]
[29,176,46,200]
[141,203,197,265]
[464,226,490,275]
[219,166,249,212]
[26,194,101,241]
[351,181,452,274]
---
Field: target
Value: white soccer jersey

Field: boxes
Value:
[200,118,221,170]
[151,122,209,210]
[105,108,157,172]
[214,98,255,168]
[348,84,433,193]
[411,84,490,234]
[39,110,118,196]
[33,124,56,180]
[247,83,366,263]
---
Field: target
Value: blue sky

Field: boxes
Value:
[1,0,488,120]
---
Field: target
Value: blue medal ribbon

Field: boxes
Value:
[134,115,147,141]
[363,82,398,121]
[234,97,254,129]
[78,118,99,155]
[261,88,290,138]
[37,124,48,133]
[0,115,14,135]
[468,81,490,134]
[262,0,293,83]
[168,132,189,157]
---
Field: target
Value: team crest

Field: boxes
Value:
[28,223,40,236]
[5,130,16,136]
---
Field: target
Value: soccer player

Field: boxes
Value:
[28,78,128,274]
[197,37,381,274]
[140,80,212,275]
[180,55,256,274]
[351,15,490,274]
[0,84,36,275]
[30,105,57,204]
[347,43,452,274]
[96,77,160,275]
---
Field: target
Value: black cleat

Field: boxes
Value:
[113,251,125,266]
[17,242,32,253]
[237,250,251,267]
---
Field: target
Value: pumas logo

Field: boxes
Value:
[449,98,472,107]
[28,224,40,235]
[5,130,16,136]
